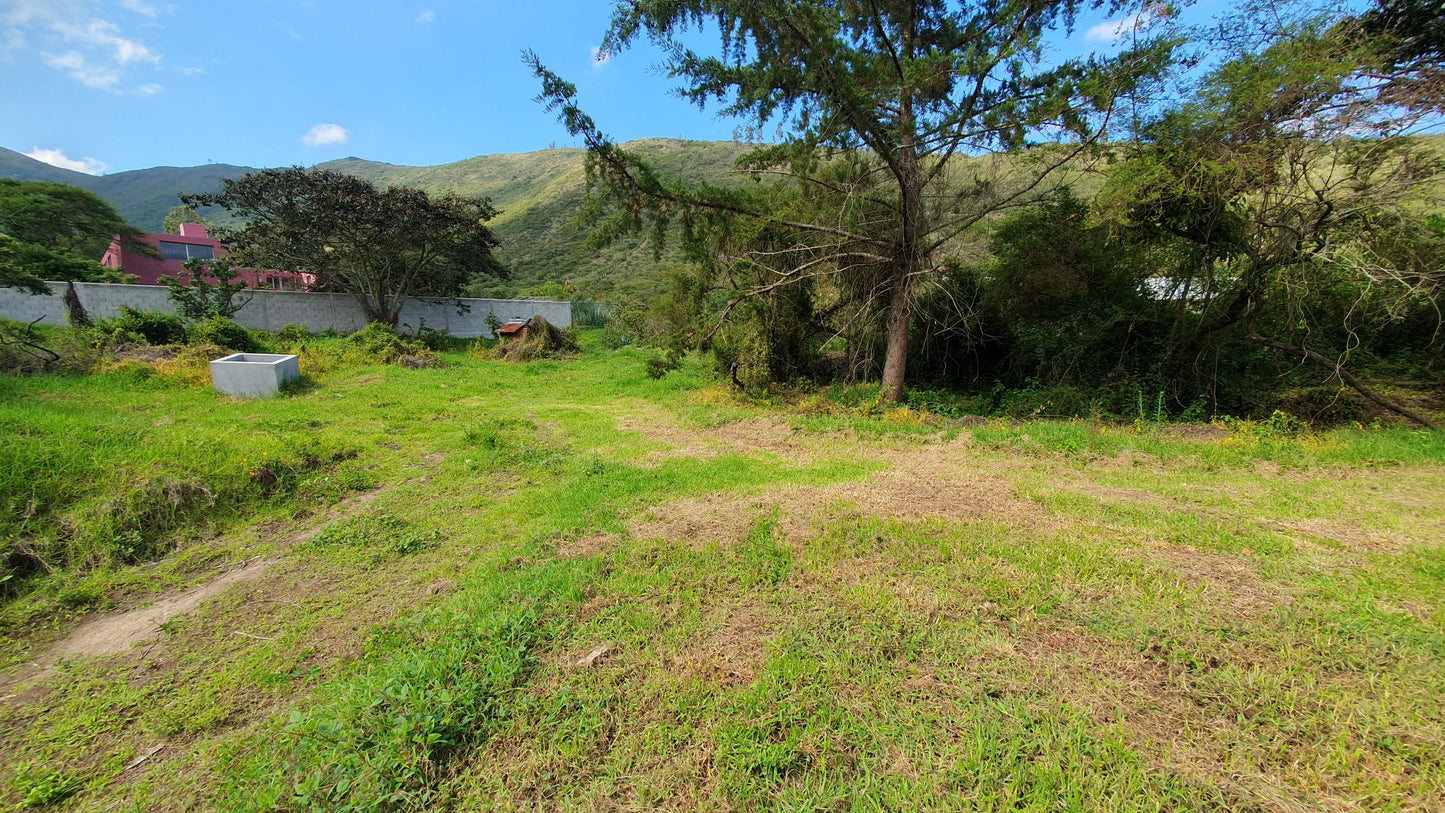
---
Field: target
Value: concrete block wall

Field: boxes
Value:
[0,283,571,339]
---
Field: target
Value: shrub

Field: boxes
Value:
[93,306,187,345]
[278,323,314,342]
[163,257,250,320]
[188,318,261,352]
[644,351,681,379]
[346,322,441,367]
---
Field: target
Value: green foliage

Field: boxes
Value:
[7,763,81,807]
[163,257,250,321]
[345,322,441,367]
[0,178,138,291]
[92,306,188,345]
[224,560,590,811]
[162,204,210,235]
[402,319,458,352]
[187,318,261,353]
[0,178,142,262]
[569,299,612,329]
[0,233,121,294]
[643,351,681,379]
[4,323,1445,810]
[277,323,314,342]
[525,280,570,300]
[530,0,1179,400]
[309,510,442,564]
[460,416,572,472]
[1090,6,1445,426]
[735,514,792,588]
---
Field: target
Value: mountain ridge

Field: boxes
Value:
[1,140,755,299]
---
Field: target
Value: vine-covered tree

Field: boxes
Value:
[184,168,505,326]
[1097,3,1445,426]
[531,0,1176,399]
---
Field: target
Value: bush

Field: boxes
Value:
[188,318,261,352]
[278,323,314,342]
[644,351,682,379]
[93,306,187,345]
[346,322,441,367]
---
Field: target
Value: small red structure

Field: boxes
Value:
[495,319,528,339]
[100,223,313,289]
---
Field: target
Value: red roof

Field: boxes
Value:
[496,320,527,336]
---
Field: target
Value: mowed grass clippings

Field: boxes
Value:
[0,331,1441,811]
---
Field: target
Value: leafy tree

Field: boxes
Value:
[0,180,136,332]
[1097,4,1444,426]
[183,168,505,326]
[1352,0,1444,112]
[0,234,114,294]
[162,257,251,320]
[162,204,211,235]
[0,180,143,261]
[530,0,1176,399]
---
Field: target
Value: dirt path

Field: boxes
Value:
[0,560,273,700]
[0,479,412,702]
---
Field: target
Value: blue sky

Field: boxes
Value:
[2,0,1228,175]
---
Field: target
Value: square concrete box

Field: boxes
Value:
[210,353,300,398]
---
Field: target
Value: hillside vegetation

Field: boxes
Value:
[6,134,1441,303]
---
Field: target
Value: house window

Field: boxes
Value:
[158,241,215,261]
[265,276,285,290]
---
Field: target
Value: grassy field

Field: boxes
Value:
[1,334,1443,811]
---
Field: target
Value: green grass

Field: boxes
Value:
[1,331,1443,811]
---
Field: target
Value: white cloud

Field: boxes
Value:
[136,81,161,94]
[1,0,58,27]
[278,22,304,42]
[3,3,163,91]
[24,147,107,175]
[302,123,349,147]
[415,9,435,24]
[1085,12,1145,43]
[589,45,610,67]
[118,0,157,17]
[45,49,119,88]
[50,18,159,64]
[177,64,203,75]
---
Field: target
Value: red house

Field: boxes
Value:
[100,223,312,290]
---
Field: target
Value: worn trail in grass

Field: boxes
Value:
[2,342,1443,811]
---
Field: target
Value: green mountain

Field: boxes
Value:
[314,139,753,299]
[1,147,259,236]
[1,140,754,300]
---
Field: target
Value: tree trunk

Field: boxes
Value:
[881,20,924,405]
[881,270,913,402]
[64,281,90,326]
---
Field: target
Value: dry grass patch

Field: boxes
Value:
[617,408,822,466]
[631,437,1044,547]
